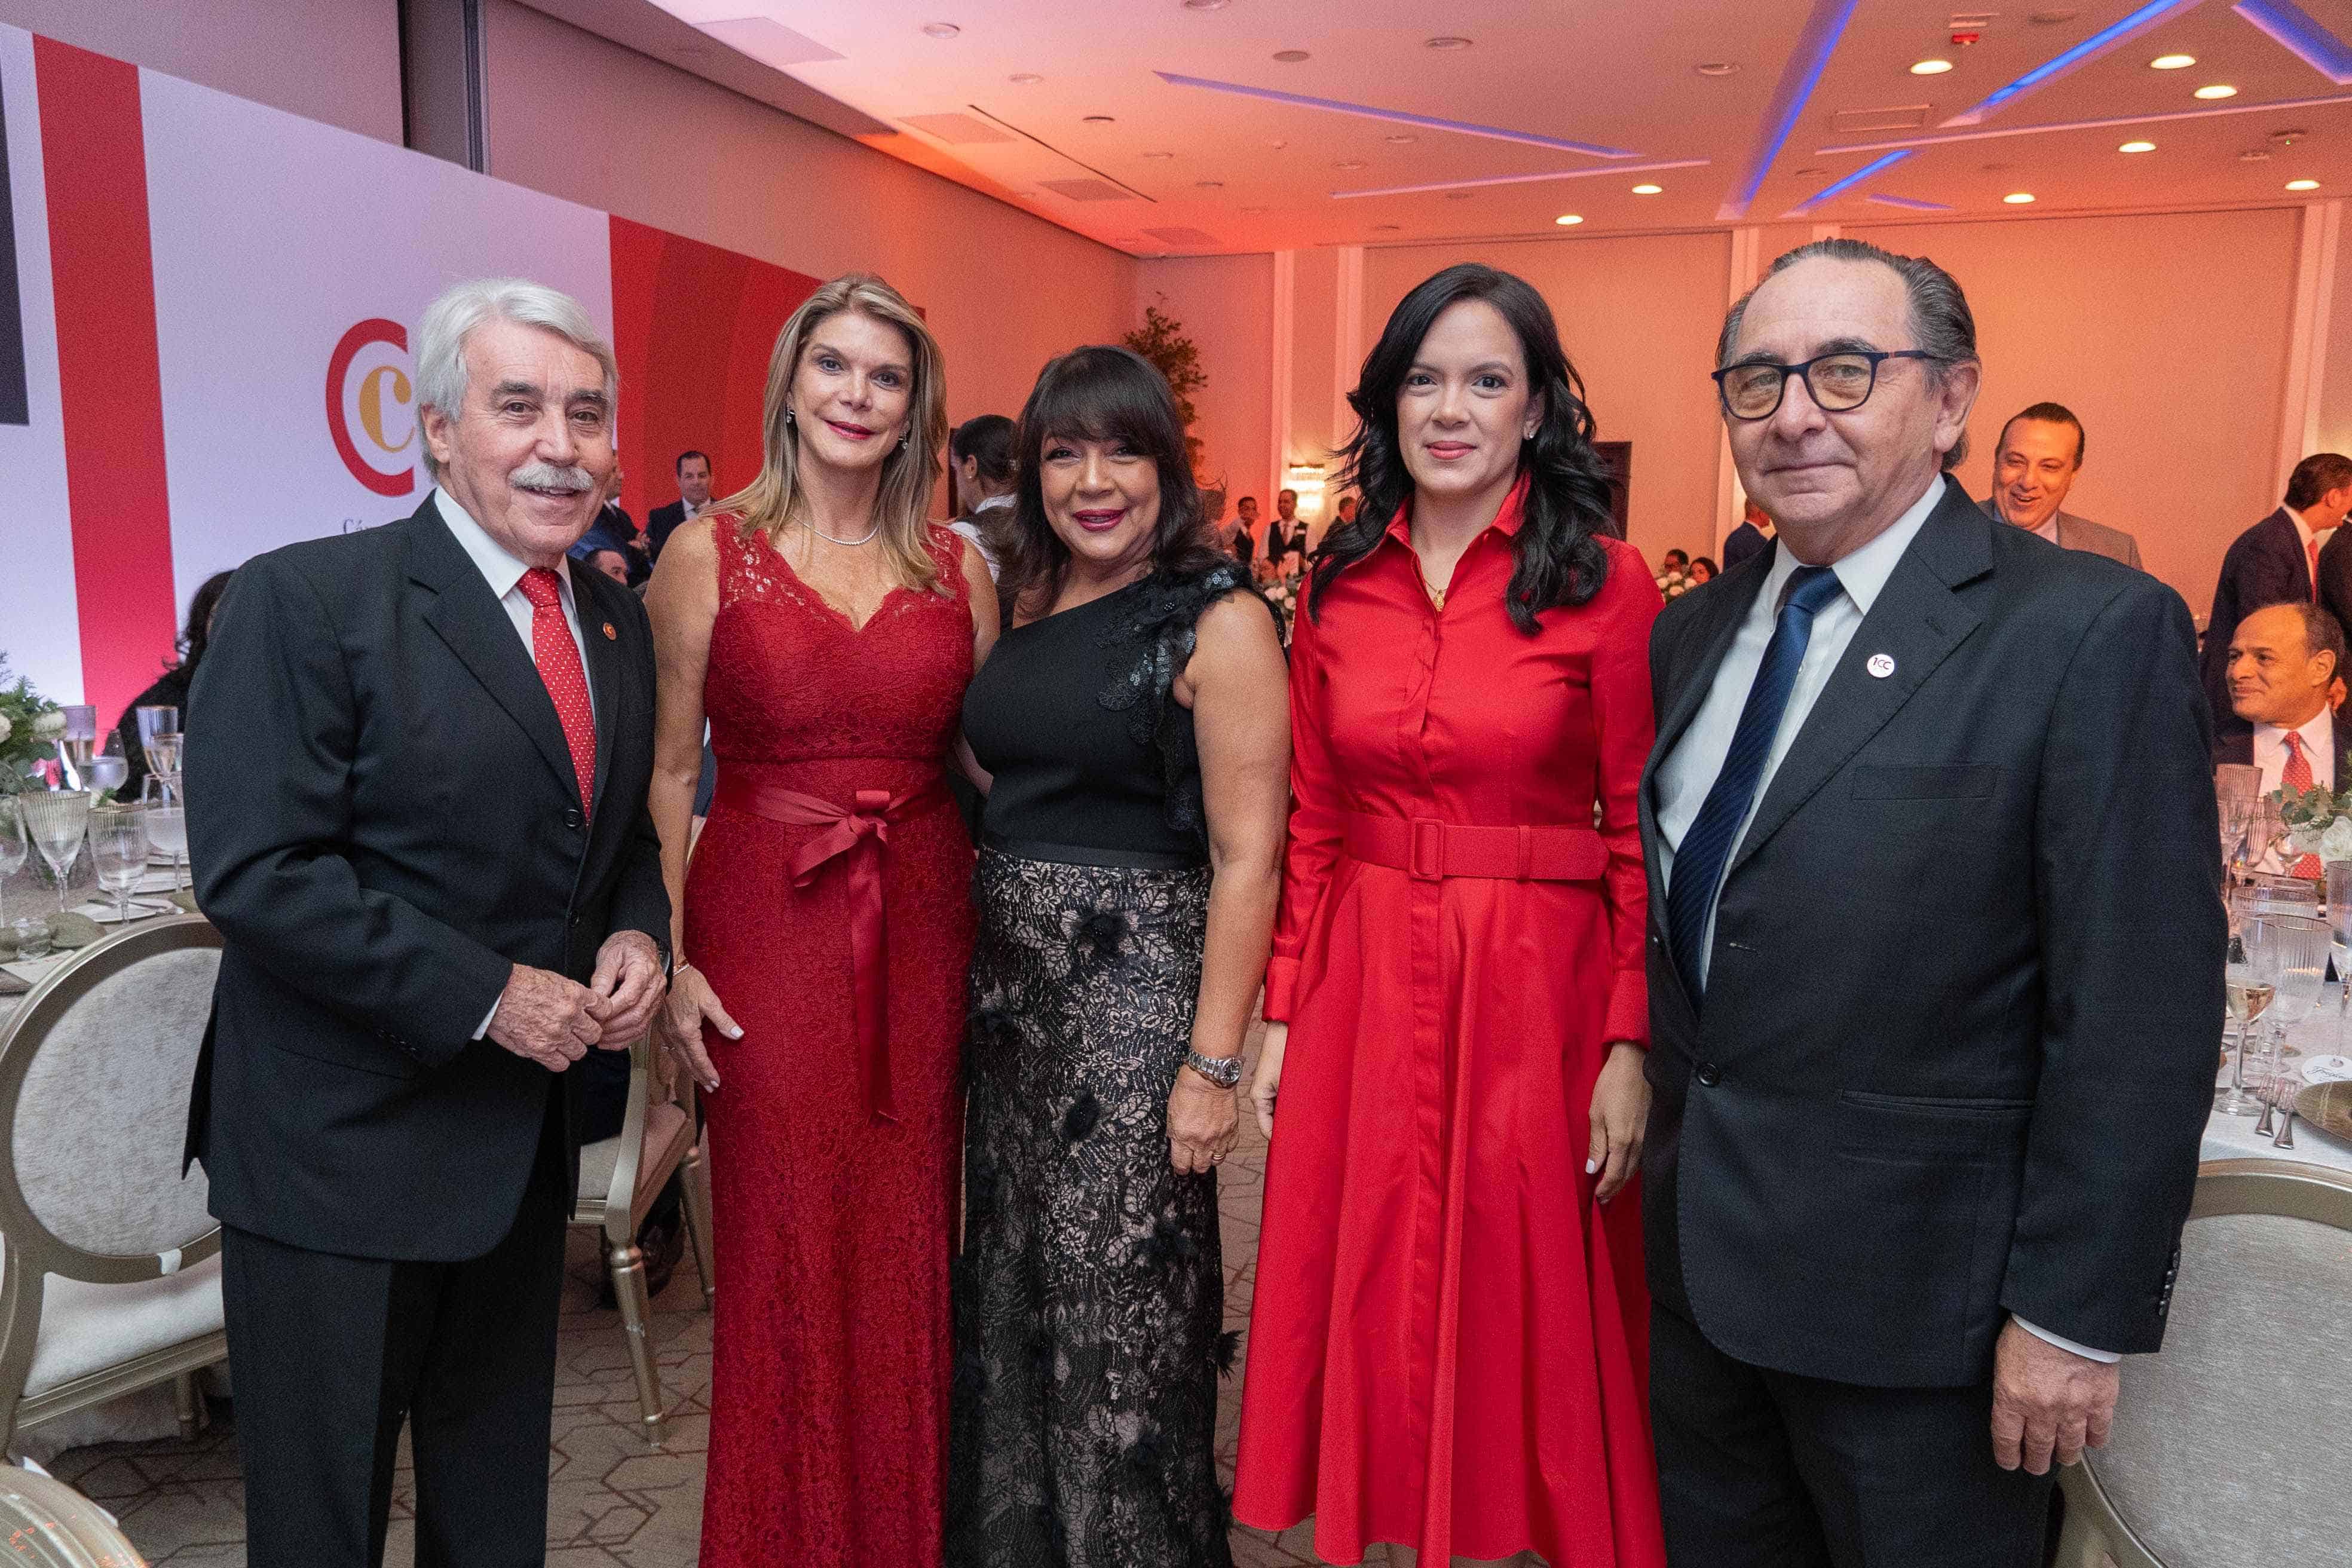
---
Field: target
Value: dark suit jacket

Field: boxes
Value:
[185,498,670,1263]
[2203,508,2313,746]
[1264,517,1308,565]
[2314,524,2352,661]
[646,500,700,564]
[1720,520,1769,572]
[1639,477,2221,1388]
[2213,710,2352,785]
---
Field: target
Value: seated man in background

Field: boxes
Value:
[2222,601,2348,874]
[2207,452,2352,749]
[1982,402,2141,568]
[584,547,630,586]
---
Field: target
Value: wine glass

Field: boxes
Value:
[2249,914,2329,1103]
[136,706,182,782]
[57,705,97,790]
[2221,924,2276,1115]
[0,797,25,928]
[87,804,149,926]
[85,734,128,799]
[142,775,188,892]
[17,791,91,917]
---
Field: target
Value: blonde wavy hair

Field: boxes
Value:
[718,273,948,593]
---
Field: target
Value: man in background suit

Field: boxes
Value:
[1981,402,2142,568]
[1721,500,1773,572]
[2218,604,2347,878]
[1641,238,2219,1566]
[2205,452,2352,748]
[1264,487,1309,571]
[645,449,715,564]
[187,278,670,1567]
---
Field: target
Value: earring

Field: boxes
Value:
[899,433,909,449]
[785,409,797,425]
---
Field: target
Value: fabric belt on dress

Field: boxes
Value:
[714,771,952,1124]
[1340,811,1607,882]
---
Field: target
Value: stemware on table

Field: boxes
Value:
[0,798,24,929]
[56,705,97,791]
[2221,921,2277,1116]
[136,705,182,782]
[87,804,150,927]
[2240,913,2329,1113]
[141,775,188,892]
[16,791,91,917]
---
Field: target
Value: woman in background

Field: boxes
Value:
[113,568,235,799]
[1687,555,1718,584]
[648,272,996,1567]
[1235,264,1667,1567]
[949,412,1019,584]
[949,346,1289,1567]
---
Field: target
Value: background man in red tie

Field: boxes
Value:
[2204,452,2352,749]
[2221,601,2350,874]
[186,278,670,1567]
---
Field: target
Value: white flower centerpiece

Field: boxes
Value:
[1656,568,1692,600]
[2277,782,2352,871]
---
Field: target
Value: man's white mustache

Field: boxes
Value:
[511,463,596,494]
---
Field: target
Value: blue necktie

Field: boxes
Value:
[1667,565,1845,997]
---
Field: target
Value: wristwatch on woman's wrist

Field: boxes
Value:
[1184,1049,1243,1089]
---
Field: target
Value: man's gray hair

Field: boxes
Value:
[414,278,618,480]
[1717,238,1980,471]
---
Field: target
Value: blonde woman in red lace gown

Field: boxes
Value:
[647,274,997,1566]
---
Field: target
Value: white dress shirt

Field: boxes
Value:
[433,487,601,1039]
[1655,477,2119,1364]
[2253,708,2336,797]
[949,491,1012,581]
[2032,514,2061,546]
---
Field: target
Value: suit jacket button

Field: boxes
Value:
[1696,1063,1722,1087]
[564,806,584,830]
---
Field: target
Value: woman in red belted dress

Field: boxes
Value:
[1233,264,1667,1567]
[647,274,997,1567]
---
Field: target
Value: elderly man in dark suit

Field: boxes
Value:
[2206,452,2352,747]
[1981,402,2142,567]
[1640,238,2219,1567]
[187,278,670,1567]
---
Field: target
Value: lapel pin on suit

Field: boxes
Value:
[602,622,617,640]
[1866,653,1896,679]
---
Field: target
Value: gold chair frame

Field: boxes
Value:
[2053,1157,2352,1568]
[0,915,226,1458]
[566,1032,714,1450]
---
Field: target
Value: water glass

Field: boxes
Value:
[2254,913,2329,1098]
[2221,927,2276,1116]
[85,735,128,798]
[0,798,25,927]
[87,804,149,926]
[17,791,91,915]
[57,705,97,787]
[142,776,188,890]
[137,706,182,782]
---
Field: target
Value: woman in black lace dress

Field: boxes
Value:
[948,347,1291,1568]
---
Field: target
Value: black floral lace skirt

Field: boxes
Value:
[947,847,1234,1568]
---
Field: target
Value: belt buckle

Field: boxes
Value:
[1408,818,1446,881]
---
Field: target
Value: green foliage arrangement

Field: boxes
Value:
[0,656,63,797]
[1122,301,1206,430]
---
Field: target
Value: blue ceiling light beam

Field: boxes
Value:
[1867,192,1957,211]
[1783,149,1913,217]
[1152,72,1635,158]
[1942,0,2204,126]
[2235,0,2352,85]
[1716,0,1863,222]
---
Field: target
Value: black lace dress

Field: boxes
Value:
[948,564,1266,1568]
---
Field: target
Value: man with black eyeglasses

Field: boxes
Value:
[1637,238,2219,1568]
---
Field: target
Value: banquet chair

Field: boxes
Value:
[0,915,225,1459]
[2053,1157,2352,1568]
[0,1462,150,1566]
[569,1032,713,1450]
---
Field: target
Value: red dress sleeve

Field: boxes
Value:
[1591,544,1664,1045]
[1265,590,1345,1021]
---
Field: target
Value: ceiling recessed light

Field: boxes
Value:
[1425,36,1473,50]
[1911,59,1955,75]
[2003,191,2036,203]
[2118,140,2156,153]
[1334,159,1365,170]
[2289,178,2322,190]
[1695,62,1739,76]
[921,22,960,38]
[1009,72,1042,84]
[1196,180,1224,189]
[2150,54,2197,70]
[1631,183,1664,195]
[1272,48,1310,62]
[1555,213,1584,225]
[1142,151,1175,160]
[1082,114,1116,124]
[1385,133,1417,143]
[2194,84,2238,100]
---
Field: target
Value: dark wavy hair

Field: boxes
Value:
[177,570,237,671]
[997,345,1229,622]
[1310,264,1614,633]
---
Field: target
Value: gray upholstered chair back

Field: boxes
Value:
[0,917,220,1278]
[2058,1159,2352,1568]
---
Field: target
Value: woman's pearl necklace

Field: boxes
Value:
[800,516,881,547]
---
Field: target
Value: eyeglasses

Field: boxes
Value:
[1711,349,1943,421]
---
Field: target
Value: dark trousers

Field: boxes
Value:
[222,1088,568,1568]
[1649,1304,2053,1568]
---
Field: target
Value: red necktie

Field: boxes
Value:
[2283,731,2322,877]
[517,567,596,819]
[2310,538,2322,602]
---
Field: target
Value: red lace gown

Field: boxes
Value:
[1233,479,1668,1566]
[687,522,978,1566]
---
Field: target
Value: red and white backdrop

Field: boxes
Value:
[1,23,822,727]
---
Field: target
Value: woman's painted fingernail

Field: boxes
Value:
[726,1026,744,1039]
[1585,1159,1600,1175]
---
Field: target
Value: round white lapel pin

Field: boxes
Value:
[1866,652,1896,679]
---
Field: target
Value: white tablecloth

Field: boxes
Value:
[2200,1005,2352,1175]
